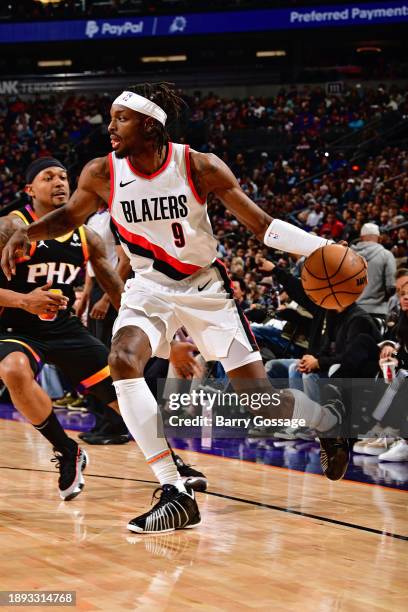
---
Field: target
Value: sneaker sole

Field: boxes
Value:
[362,448,389,456]
[60,449,89,501]
[353,446,370,454]
[127,517,201,534]
[379,455,408,462]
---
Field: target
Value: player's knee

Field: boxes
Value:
[108,346,144,378]
[0,352,33,386]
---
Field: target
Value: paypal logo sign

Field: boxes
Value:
[85,21,99,38]
[85,19,144,38]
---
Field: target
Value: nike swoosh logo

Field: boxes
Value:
[197,280,211,292]
[120,179,137,188]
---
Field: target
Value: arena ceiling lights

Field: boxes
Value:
[356,46,382,53]
[256,50,287,58]
[37,60,73,67]
[140,55,187,63]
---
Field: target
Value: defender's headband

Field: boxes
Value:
[112,91,167,126]
[25,158,66,183]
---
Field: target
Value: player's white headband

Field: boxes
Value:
[113,91,167,126]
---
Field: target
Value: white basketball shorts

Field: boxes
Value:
[112,260,261,370]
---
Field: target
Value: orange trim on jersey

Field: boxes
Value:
[15,241,36,264]
[0,339,41,364]
[78,226,89,264]
[25,204,39,222]
[108,152,115,211]
[126,142,173,179]
[184,145,206,205]
[79,365,110,389]
[147,449,172,465]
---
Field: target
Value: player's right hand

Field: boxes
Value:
[22,282,69,315]
[1,227,31,280]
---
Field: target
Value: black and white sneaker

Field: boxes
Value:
[318,384,349,481]
[51,445,89,501]
[127,485,201,534]
[173,454,208,492]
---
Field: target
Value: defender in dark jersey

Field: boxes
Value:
[0,158,124,501]
[0,157,208,498]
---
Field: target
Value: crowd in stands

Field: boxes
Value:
[3,1,366,22]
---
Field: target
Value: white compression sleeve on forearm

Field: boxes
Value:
[264,219,331,256]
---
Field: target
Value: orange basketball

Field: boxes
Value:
[301,244,368,309]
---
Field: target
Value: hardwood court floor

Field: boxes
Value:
[0,419,407,611]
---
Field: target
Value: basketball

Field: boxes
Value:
[301,244,368,309]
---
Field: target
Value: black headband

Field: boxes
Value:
[25,158,67,184]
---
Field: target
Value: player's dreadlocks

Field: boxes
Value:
[130,82,186,156]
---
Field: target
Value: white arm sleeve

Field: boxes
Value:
[264,219,331,256]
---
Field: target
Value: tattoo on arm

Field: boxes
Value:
[0,219,16,251]
[85,156,110,181]
[89,167,110,181]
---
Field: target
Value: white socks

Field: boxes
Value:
[113,378,185,491]
[290,389,337,432]
[264,219,331,256]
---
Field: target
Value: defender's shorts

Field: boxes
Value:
[0,316,116,405]
[113,260,260,368]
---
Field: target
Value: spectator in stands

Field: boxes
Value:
[306,201,324,229]
[353,223,397,317]
[353,278,408,461]
[319,212,344,240]
[387,268,408,329]
[231,277,250,310]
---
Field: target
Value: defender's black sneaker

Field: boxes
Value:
[79,421,129,445]
[173,454,208,492]
[318,384,350,481]
[51,445,88,500]
[127,485,201,534]
[78,424,100,440]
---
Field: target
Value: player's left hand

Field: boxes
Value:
[1,227,31,280]
[90,295,110,320]
[170,341,203,379]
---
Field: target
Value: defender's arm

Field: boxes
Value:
[85,227,124,311]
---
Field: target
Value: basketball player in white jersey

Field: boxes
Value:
[2,83,349,533]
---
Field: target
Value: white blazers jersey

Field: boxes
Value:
[109,142,218,282]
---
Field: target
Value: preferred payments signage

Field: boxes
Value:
[0,2,407,43]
